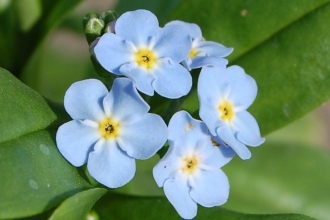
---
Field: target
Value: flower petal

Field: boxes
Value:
[64,79,107,121]
[216,126,251,160]
[153,59,192,98]
[103,78,149,124]
[190,169,229,207]
[164,176,197,219]
[190,56,228,69]
[120,63,156,96]
[56,120,99,167]
[196,41,233,57]
[199,102,223,136]
[115,9,159,46]
[166,20,202,40]
[93,33,134,75]
[209,135,236,167]
[233,111,265,147]
[197,139,235,169]
[153,25,191,63]
[198,66,229,107]
[87,139,136,188]
[153,145,181,187]
[117,113,167,160]
[168,111,209,150]
[226,65,258,109]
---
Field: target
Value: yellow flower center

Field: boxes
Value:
[99,118,120,139]
[188,48,198,59]
[182,156,198,174]
[218,101,234,121]
[135,49,157,69]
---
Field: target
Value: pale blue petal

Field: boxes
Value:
[196,139,235,169]
[120,63,156,96]
[210,135,236,167]
[117,113,168,160]
[216,126,251,160]
[233,111,265,147]
[166,20,202,40]
[190,56,228,69]
[198,66,229,107]
[93,33,133,75]
[115,9,159,46]
[88,140,136,188]
[164,177,197,219]
[197,41,233,57]
[153,59,192,99]
[182,59,191,70]
[153,25,191,63]
[226,65,258,109]
[195,141,222,169]
[56,120,99,167]
[190,169,229,207]
[104,78,149,124]
[168,111,209,150]
[64,79,107,121]
[199,102,223,136]
[153,145,180,187]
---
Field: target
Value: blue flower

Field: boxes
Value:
[166,20,233,71]
[56,78,168,188]
[198,65,265,160]
[93,10,192,99]
[153,111,234,219]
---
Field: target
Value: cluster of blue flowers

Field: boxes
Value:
[56,9,264,219]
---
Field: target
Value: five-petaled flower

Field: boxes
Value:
[153,111,235,219]
[166,20,233,71]
[56,78,168,188]
[198,65,265,160]
[93,9,193,99]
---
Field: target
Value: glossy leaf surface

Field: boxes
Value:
[0,69,90,219]
[170,0,330,135]
[93,192,314,220]
[49,188,107,220]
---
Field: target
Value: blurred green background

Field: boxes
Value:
[1,0,330,219]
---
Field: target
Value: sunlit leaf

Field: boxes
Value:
[223,141,330,220]
[93,192,314,220]
[0,68,90,219]
[170,0,330,135]
[49,188,107,220]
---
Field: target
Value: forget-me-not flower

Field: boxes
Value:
[153,111,234,219]
[166,20,233,71]
[198,65,265,160]
[93,10,192,99]
[56,78,167,188]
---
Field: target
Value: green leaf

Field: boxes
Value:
[170,0,330,135]
[0,0,83,77]
[0,68,91,219]
[93,192,314,220]
[115,0,182,20]
[14,0,42,31]
[0,68,56,142]
[222,141,330,220]
[49,188,107,220]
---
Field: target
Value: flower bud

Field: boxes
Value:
[83,13,105,45]
[103,20,116,34]
[100,11,117,26]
